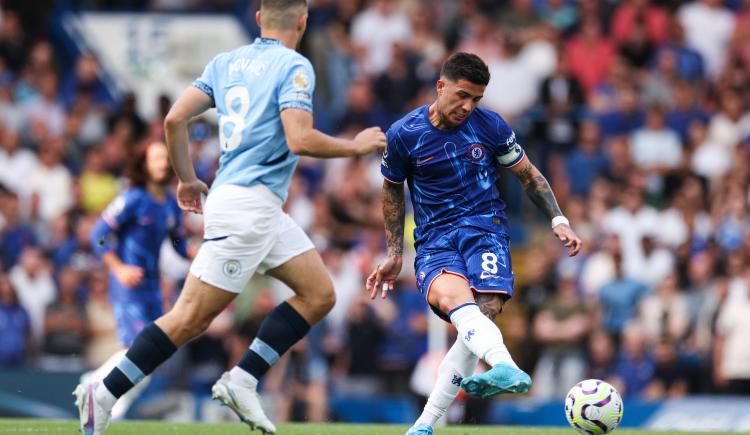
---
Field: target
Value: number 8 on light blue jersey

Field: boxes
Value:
[192,37,316,202]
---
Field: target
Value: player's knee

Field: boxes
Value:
[309,282,336,315]
[319,284,336,313]
[165,308,213,343]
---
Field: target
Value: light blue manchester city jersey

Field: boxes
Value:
[193,37,315,202]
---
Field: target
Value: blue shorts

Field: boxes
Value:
[109,279,163,347]
[414,227,514,321]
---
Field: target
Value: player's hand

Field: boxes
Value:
[114,264,144,288]
[553,224,582,257]
[177,179,209,214]
[353,126,386,155]
[366,255,403,299]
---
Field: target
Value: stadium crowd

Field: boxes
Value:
[0,0,749,424]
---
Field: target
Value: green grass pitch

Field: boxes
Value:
[0,419,738,434]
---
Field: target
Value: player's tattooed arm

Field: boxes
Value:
[383,180,406,256]
[509,156,562,220]
[474,293,505,321]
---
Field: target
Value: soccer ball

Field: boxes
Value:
[564,379,624,434]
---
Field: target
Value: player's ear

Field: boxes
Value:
[436,79,445,97]
[255,10,262,27]
[298,13,308,32]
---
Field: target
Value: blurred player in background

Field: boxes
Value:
[74,0,385,434]
[366,52,582,435]
[84,140,187,420]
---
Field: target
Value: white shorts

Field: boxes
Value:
[190,184,314,293]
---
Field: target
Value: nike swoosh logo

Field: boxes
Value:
[479,272,497,279]
[202,235,230,243]
[416,156,434,165]
[85,384,94,432]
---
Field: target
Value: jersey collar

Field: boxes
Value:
[254,37,283,46]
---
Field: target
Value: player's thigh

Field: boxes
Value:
[460,231,514,297]
[156,273,237,346]
[425,271,474,317]
[190,184,280,293]
[265,249,334,321]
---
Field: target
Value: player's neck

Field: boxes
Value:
[427,102,452,131]
[147,182,166,201]
[260,30,299,50]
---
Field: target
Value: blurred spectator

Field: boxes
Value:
[0,273,31,367]
[9,247,55,344]
[714,280,750,394]
[707,91,750,152]
[597,85,645,138]
[585,330,617,382]
[611,0,669,47]
[60,53,112,110]
[645,339,691,399]
[0,124,39,195]
[79,146,120,214]
[0,190,37,269]
[40,266,87,370]
[85,269,118,368]
[597,252,649,340]
[678,0,735,78]
[21,69,65,138]
[665,80,709,142]
[564,16,615,95]
[531,275,590,399]
[611,321,655,398]
[27,137,74,223]
[564,120,608,196]
[539,0,578,34]
[630,105,683,179]
[351,0,412,75]
[0,11,27,74]
[484,32,556,120]
[658,18,705,82]
[639,272,690,344]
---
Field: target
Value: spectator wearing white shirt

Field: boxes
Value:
[630,105,683,173]
[0,125,38,195]
[678,0,735,78]
[27,137,73,224]
[351,0,412,75]
[9,247,55,346]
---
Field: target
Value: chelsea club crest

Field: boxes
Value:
[466,143,487,162]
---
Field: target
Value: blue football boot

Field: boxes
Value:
[405,423,433,435]
[460,363,532,398]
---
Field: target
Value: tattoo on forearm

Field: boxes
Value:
[383,181,405,256]
[525,173,562,221]
[475,293,505,321]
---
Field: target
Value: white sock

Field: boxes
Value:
[415,339,478,427]
[229,366,259,389]
[94,382,118,412]
[92,349,127,382]
[449,303,518,369]
[111,375,150,420]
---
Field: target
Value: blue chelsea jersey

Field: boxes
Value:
[381,105,524,247]
[91,188,186,291]
[192,37,316,202]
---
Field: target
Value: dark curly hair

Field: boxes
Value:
[441,52,491,86]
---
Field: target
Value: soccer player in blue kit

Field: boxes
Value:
[366,53,582,435]
[85,140,187,420]
[74,1,385,434]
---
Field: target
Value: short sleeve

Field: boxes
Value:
[101,192,137,229]
[278,57,315,113]
[192,57,217,106]
[494,116,525,168]
[380,127,410,183]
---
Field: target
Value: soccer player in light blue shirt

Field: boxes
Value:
[366,53,582,435]
[76,1,385,434]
